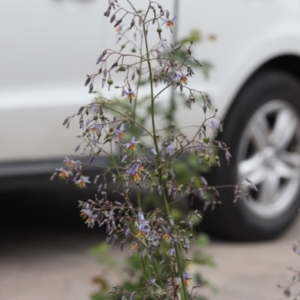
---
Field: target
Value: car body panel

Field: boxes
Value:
[177,0,300,120]
[2,0,300,171]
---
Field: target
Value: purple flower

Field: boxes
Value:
[115,24,125,34]
[126,161,142,176]
[136,212,150,238]
[183,271,192,286]
[124,136,141,150]
[122,89,136,103]
[80,207,97,228]
[114,124,126,139]
[74,176,91,189]
[174,71,188,85]
[124,227,131,238]
[126,160,144,182]
[162,143,175,156]
[88,121,103,137]
[137,222,150,236]
[161,16,177,32]
[56,167,69,179]
[209,118,223,132]
[167,247,176,256]
[162,226,173,242]
[63,156,80,168]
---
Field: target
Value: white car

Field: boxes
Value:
[2,0,300,240]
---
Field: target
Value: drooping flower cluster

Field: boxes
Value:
[78,196,198,264]
[51,156,91,189]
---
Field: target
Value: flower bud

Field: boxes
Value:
[114,19,122,27]
[165,10,170,19]
[203,137,210,144]
[62,117,69,126]
[118,65,126,72]
[162,175,168,183]
[130,20,135,29]
[107,78,113,85]
[89,82,93,93]
[110,14,115,23]
[84,76,91,86]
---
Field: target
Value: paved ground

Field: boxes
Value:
[1,188,300,300]
[193,216,300,300]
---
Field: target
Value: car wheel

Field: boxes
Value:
[202,70,300,240]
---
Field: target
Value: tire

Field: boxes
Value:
[202,70,300,241]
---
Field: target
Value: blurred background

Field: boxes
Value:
[1,0,300,299]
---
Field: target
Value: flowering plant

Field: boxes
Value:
[52,1,253,299]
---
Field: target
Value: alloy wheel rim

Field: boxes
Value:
[237,100,300,219]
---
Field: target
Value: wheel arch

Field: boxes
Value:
[261,55,300,81]
[223,55,300,124]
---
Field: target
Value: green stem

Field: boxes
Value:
[162,191,188,299]
[140,256,149,280]
[143,27,159,155]
[143,20,189,300]
[152,258,164,290]
[125,2,189,298]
